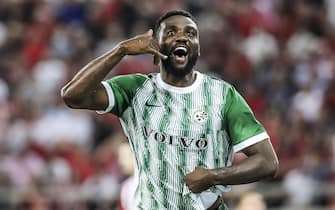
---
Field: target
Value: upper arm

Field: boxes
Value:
[241,139,279,176]
[62,82,109,111]
[224,85,268,153]
[241,139,277,160]
[98,74,148,116]
[64,74,148,115]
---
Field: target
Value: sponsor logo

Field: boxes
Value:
[143,126,208,149]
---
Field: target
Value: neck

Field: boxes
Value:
[160,70,196,87]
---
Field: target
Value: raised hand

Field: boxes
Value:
[119,29,167,65]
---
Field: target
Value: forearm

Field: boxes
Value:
[209,153,277,186]
[61,45,125,100]
[61,29,165,110]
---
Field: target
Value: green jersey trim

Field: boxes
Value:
[233,132,269,153]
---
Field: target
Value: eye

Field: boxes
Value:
[166,30,175,36]
[186,31,196,37]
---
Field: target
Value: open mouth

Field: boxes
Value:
[172,46,188,63]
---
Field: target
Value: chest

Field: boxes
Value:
[134,90,224,137]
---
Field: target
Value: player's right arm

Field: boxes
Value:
[61,29,167,111]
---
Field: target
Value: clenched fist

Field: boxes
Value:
[185,167,214,193]
[118,29,167,65]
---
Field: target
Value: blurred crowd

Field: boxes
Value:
[0,0,335,210]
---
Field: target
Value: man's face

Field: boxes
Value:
[157,15,200,77]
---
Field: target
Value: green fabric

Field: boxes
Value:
[224,86,266,146]
[105,73,148,116]
[219,202,229,210]
[103,72,267,209]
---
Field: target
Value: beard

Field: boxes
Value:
[160,43,199,77]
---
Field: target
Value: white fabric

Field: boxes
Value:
[199,191,220,208]
[96,81,115,114]
[157,71,203,94]
[233,132,269,153]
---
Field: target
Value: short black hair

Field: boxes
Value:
[154,10,197,36]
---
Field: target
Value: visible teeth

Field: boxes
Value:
[175,47,187,53]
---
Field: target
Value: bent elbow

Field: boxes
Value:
[267,156,279,178]
[60,87,81,109]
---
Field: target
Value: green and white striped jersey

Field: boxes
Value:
[99,71,269,210]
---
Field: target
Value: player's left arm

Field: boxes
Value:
[185,86,279,193]
[185,139,278,193]
[214,138,278,185]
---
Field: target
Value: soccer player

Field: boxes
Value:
[61,10,279,210]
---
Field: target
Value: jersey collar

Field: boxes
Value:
[157,71,203,94]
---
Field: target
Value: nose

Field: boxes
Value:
[174,31,188,43]
[175,35,188,44]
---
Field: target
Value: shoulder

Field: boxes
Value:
[106,73,151,90]
[111,73,150,83]
[201,72,233,90]
[201,73,240,107]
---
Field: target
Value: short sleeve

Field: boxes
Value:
[98,74,148,116]
[224,86,269,153]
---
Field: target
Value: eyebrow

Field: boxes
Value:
[164,24,197,32]
[185,25,197,32]
[164,25,177,31]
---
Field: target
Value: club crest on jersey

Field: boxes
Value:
[192,109,208,124]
